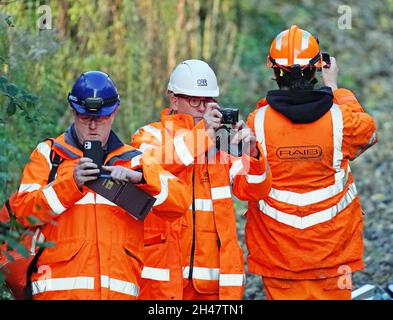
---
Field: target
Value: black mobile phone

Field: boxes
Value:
[83,140,103,168]
[83,140,112,179]
[321,52,331,68]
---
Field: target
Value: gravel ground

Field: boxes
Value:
[237,112,393,300]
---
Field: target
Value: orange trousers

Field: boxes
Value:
[183,281,219,300]
[262,276,352,300]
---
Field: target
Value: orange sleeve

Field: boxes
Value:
[230,111,272,201]
[135,153,191,222]
[132,121,215,175]
[13,142,84,227]
[335,89,379,160]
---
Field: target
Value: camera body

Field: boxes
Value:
[221,108,239,125]
[215,107,242,156]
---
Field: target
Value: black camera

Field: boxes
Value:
[221,108,239,125]
[215,107,242,156]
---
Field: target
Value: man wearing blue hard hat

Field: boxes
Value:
[10,71,191,299]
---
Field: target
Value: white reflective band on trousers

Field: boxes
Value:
[153,173,176,206]
[42,185,66,215]
[254,104,351,206]
[174,133,194,166]
[101,275,139,297]
[32,276,95,295]
[182,267,244,286]
[259,182,358,229]
[141,266,170,281]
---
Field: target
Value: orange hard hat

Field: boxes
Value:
[267,25,322,70]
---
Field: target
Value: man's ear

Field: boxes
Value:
[170,95,178,112]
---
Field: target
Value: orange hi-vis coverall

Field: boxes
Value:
[12,125,191,300]
[132,108,272,300]
[246,88,378,299]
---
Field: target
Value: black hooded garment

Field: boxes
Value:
[266,86,334,124]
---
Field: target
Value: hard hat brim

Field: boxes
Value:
[69,101,119,116]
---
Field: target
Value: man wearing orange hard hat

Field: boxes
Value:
[245,25,378,299]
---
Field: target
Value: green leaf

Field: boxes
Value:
[37,241,56,249]
[6,100,16,116]
[0,76,7,85]
[6,84,19,97]
[15,243,29,258]
[26,215,43,226]
[5,16,14,27]
[3,250,15,263]
[0,270,5,284]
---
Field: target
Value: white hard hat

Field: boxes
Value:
[167,59,219,97]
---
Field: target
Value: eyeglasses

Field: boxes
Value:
[175,94,217,108]
[76,113,112,124]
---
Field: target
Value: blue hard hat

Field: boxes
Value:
[68,71,120,116]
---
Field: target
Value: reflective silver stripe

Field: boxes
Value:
[275,58,288,65]
[294,58,313,65]
[42,186,66,215]
[174,134,194,166]
[331,104,344,176]
[301,31,310,50]
[101,275,139,297]
[139,143,156,152]
[142,125,162,143]
[32,276,95,295]
[191,199,213,212]
[131,154,142,168]
[246,171,268,184]
[75,192,95,205]
[275,31,284,50]
[36,142,52,169]
[182,266,220,281]
[268,170,349,206]
[259,183,358,229]
[219,274,245,287]
[153,173,175,206]
[30,229,41,255]
[211,186,231,200]
[141,267,170,281]
[254,106,268,157]
[18,183,42,193]
[96,194,117,206]
[255,104,351,206]
[229,159,243,183]
[353,131,378,159]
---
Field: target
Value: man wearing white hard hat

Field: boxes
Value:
[132,59,271,300]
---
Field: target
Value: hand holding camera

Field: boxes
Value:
[203,102,223,141]
[215,107,244,157]
[230,120,259,158]
[322,56,338,91]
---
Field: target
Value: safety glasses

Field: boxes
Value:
[174,94,217,108]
